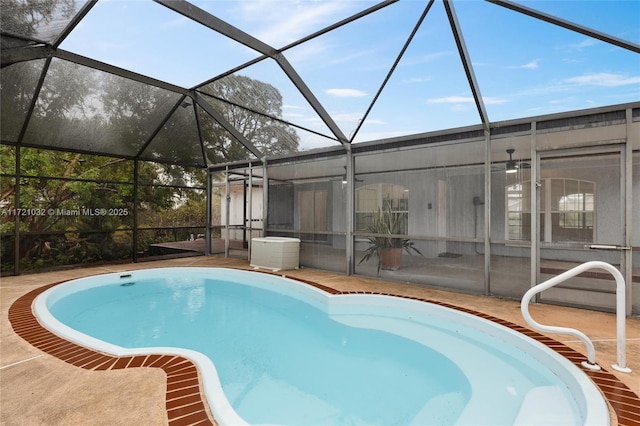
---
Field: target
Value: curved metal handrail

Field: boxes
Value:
[521,261,631,373]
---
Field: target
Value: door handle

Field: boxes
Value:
[586,244,631,251]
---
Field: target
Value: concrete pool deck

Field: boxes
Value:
[2,256,639,425]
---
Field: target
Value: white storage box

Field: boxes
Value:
[250,237,301,271]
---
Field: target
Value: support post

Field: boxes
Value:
[225,166,230,257]
[133,160,139,262]
[248,163,253,261]
[205,166,212,255]
[345,147,354,275]
[262,158,268,238]
[483,127,491,295]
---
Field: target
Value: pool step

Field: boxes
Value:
[513,386,577,426]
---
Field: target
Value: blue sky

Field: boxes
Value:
[59,0,640,150]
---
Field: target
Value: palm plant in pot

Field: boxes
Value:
[358,203,423,275]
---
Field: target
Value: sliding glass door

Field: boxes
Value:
[535,146,627,311]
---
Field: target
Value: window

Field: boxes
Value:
[356,184,408,233]
[298,189,328,242]
[506,179,595,243]
[549,179,594,242]
[506,182,531,240]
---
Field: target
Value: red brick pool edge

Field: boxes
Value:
[10,277,640,426]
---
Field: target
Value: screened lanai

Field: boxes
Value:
[1,0,639,314]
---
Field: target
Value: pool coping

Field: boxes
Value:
[8,271,640,426]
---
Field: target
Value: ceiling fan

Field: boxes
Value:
[502,148,531,174]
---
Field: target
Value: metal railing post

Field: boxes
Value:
[521,260,631,373]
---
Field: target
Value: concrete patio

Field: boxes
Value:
[2,255,638,425]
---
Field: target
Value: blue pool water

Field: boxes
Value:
[37,268,608,425]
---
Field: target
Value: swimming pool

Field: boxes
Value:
[34,267,608,425]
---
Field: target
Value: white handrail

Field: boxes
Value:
[521,260,631,373]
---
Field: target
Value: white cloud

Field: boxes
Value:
[401,51,453,66]
[362,118,386,125]
[508,60,539,70]
[482,97,509,105]
[283,104,306,110]
[285,43,384,72]
[329,48,379,65]
[160,16,189,29]
[284,41,331,64]
[428,96,474,104]
[283,112,304,118]
[402,76,432,84]
[565,38,598,52]
[427,96,507,106]
[508,72,640,99]
[427,96,507,105]
[332,112,364,123]
[326,88,368,98]
[565,73,640,87]
[233,1,349,46]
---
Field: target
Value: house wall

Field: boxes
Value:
[220,104,639,313]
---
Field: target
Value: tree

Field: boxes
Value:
[1,31,299,272]
[0,0,76,39]
[101,73,186,159]
[199,74,300,162]
[0,145,208,272]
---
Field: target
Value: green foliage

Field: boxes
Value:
[16,232,133,273]
[358,203,423,275]
[0,147,208,272]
